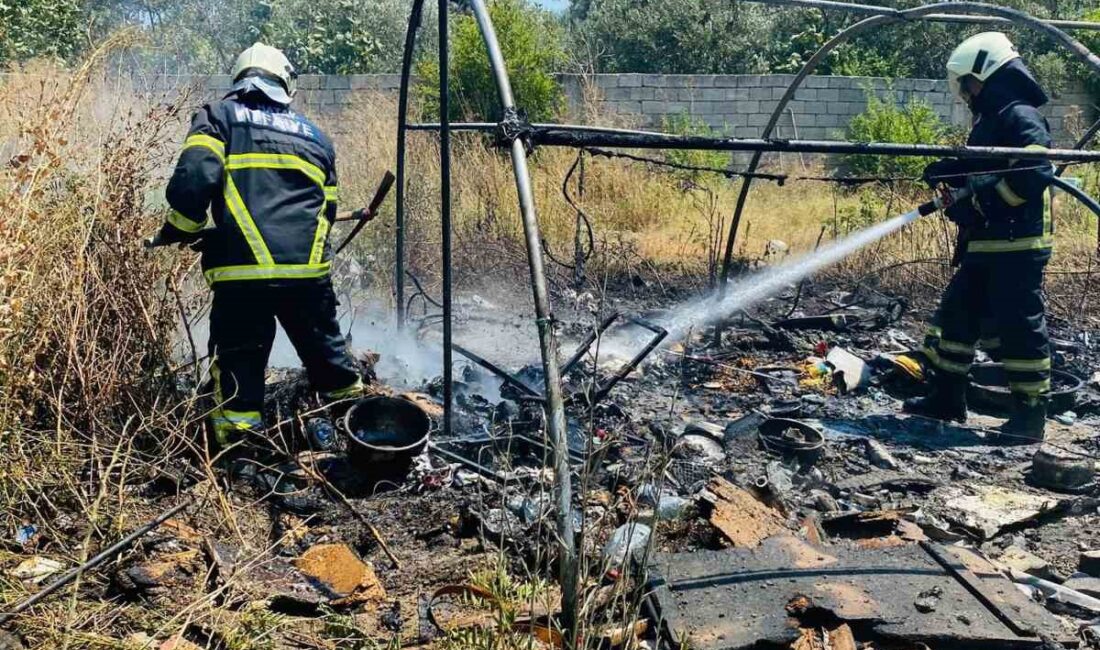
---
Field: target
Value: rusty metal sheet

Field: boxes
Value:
[648,536,1072,650]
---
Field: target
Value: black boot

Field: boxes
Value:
[993,395,1047,445]
[903,373,968,423]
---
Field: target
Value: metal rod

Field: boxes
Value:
[530,129,1100,161]
[560,312,621,376]
[0,499,190,626]
[409,121,1100,161]
[407,122,497,131]
[741,0,1100,31]
[428,442,508,483]
[395,0,426,330]
[1059,115,1100,176]
[439,0,453,440]
[466,0,578,641]
[590,318,668,404]
[453,342,545,401]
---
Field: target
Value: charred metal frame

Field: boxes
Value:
[392,0,1099,642]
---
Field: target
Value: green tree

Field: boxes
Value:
[0,0,84,65]
[569,0,773,74]
[259,0,411,74]
[417,0,565,121]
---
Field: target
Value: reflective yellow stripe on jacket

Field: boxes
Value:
[183,134,226,161]
[206,152,335,285]
[204,262,332,285]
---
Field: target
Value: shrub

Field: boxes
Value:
[661,112,731,182]
[416,0,565,121]
[844,89,955,180]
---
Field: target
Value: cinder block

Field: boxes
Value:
[838,88,864,103]
[725,88,749,100]
[739,76,762,87]
[818,88,839,102]
[826,102,850,115]
[701,101,726,115]
[333,89,353,104]
[642,100,668,113]
[325,76,350,89]
[914,79,936,92]
[666,100,693,114]
[619,74,642,87]
[806,76,830,89]
[713,76,739,88]
[828,76,850,88]
[613,100,643,114]
[734,100,760,113]
[206,74,232,89]
[747,112,770,127]
[675,88,697,101]
[642,74,665,88]
[603,86,631,100]
[702,88,725,101]
[784,112,812,129]
[349,74,371,90]
[702,114,727,129]
[665,75,690,88]
[694,75,717,87]
[787,100,810,113]
[794,88,817,101]
[817,113,841,128]
[749,87,771,100]
[630,87,656,101]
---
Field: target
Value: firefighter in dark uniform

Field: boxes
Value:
[150,43,364,446]
[904,32,1054,443]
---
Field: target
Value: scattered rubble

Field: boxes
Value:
[9,278,1099,649]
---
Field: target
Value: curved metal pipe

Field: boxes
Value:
[466,0,579,639]
[394,0,426,329]
[719,0,1100,285]
[742,0,1100,31]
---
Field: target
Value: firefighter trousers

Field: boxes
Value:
[207,279,363,442]
[922,250,1051,398]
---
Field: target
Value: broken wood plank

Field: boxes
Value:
[704,477,788,548]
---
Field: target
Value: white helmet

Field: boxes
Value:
[231,43,297,98]
[946,32,1020,99]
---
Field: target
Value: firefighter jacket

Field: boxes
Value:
[954,58,1055,255]
[160,88,339,286]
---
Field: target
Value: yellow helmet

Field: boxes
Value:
[231,43,297,100]
[946,32,1020,100]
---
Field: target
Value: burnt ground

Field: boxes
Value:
[6,274,1100,650]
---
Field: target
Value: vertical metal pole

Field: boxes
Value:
[439,0,453,438]
[467,0,578,641]
[395,0,426,329]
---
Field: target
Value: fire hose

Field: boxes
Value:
[143,170,395,253]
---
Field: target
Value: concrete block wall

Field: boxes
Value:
[103,72,1097,145]
[135,73,403,112]
[558,73,1095,145]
